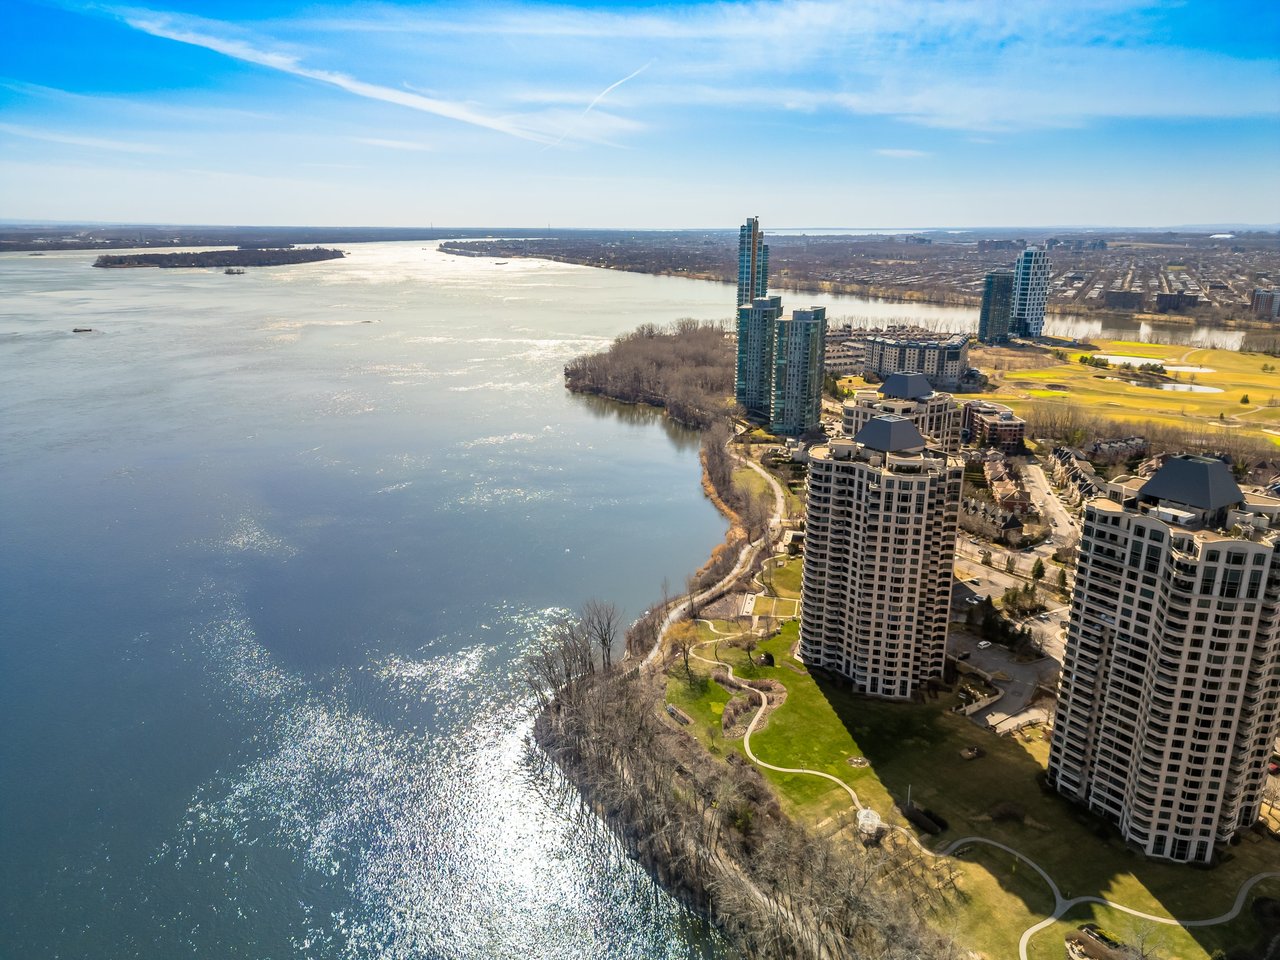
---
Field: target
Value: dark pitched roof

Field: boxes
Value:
[854,414,926,453]
[878,371,934,400]
[1139,454,1242,511]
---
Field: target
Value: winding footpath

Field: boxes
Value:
[646,441,1277,959]
[687,627,1278,960]
[640,438,788,670]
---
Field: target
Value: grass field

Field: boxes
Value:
[980,339,1280,446]
[664,620,1280,959]
[1026,879,1280,960]
[732,462,803,517]
[760,554,802,598]
[750,595,800,618]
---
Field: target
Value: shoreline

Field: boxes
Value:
[529,394,965,958]
[443,246,1276,332]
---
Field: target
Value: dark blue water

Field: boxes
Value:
[5,241,1129,958]
[0,244,738,959]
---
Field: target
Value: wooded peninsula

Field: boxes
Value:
[92,247,345,269]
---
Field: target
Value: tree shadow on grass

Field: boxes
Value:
[805,666,1280,959]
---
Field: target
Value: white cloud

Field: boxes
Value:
[352,137,433,152]
[0,121,165,153]
[292,0,1279,131]
[118,11,557,143]
[874,148,929,159]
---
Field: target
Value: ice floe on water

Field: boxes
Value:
[457,432,538,449]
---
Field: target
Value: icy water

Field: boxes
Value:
[1,243,741,960]
[0,240,1236,959]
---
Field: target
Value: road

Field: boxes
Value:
[1023,460,1076,538]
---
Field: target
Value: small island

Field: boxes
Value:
[92,247,345,269]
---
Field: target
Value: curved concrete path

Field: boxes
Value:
[651,437,1277,959]
[641,437,788,670]
[1018,870,1280,959]
[688,634,1279,960]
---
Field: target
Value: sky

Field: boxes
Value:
[1,0,1278,228]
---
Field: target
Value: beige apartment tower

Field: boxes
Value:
[800,415,963,699]
[1048,455,1280,864]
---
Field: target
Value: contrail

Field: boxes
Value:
[541,60,653,150]
[581,59,653,117]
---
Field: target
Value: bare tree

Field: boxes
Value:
[583,598,621,672]
[669,621,698,682]
[686,572,702,622]
[1121,920,1169,959]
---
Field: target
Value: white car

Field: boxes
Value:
[977,640,992,650]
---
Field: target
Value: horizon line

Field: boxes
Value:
[4,219,1279,234]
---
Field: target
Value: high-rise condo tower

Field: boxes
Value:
[737,217,769,308]
[1011,247,1051,338]
[736,295,784,420]
[978,268,1015,343]
[770,307,827,436]
[800,415,962,698]
[1048,456,1280,864]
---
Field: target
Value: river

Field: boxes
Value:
[0,240,1237,960]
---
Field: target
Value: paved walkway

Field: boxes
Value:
[688,630,1279,960]
[641,435,1279,959]
[641,439,788,670]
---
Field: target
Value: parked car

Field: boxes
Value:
[977,641,992,650]
[1268,760,1279,775]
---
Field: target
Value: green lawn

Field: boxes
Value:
[761,555,803,599]
[1025,878,1280,960]
[664,619,1280,960]
[732,464,772,503]
[945,844,1058,960]
[733,462,803,518]
[988,338,1280,447]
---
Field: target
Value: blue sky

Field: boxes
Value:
[1,0,1277,227]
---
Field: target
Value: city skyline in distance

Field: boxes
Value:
[2,0,1278,228]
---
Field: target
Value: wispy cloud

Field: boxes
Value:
[116,10,555,143]
[289,0,1280,132]
[0,121,165,153]
[352,137,433,152]
[875,148,929,159]
[582,60,653,117]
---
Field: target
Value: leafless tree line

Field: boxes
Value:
[526,607,964,960]
[563,319,735,429]
[703,420,773,543]
[1025,405,1278,480]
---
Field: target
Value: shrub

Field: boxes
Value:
[905,807,943,835]
[991,801,1026,823]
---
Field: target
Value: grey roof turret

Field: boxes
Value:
[1139,454,1243,512]
[878,371,934,400]
[854,414,926,453]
